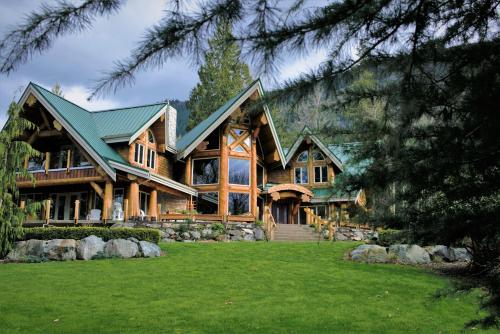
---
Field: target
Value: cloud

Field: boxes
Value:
[63,85,121,111]
[279,49,329,82]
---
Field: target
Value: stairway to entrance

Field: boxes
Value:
[273,224,319,241]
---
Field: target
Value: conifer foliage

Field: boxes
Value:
[0,102,38,257]
[187,21,252,130]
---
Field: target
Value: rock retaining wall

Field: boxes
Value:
[6,235,161,262]
[112,222,266,242]
[331,227,378,241]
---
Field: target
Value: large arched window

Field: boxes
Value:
[296,150,308,162]
[312,150,325,161]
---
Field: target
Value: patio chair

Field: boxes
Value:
[112,202,124,221]
[88,209,101,222]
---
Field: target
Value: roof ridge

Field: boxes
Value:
[91,101,168,113]
[29,82,90,112]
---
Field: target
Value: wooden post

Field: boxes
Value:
[44,199,51,224]
[103,181,113,221]
[185,156,192,185]
[219,125,229,216]
[45,152,50,175]
[157,204,162,219]
[23,157,29,169]
[250,138,257,217]
[128,182,140,218]
[149,189,158,221]
[19,200,25,209]
[74,199,80,224]
[123,199,129,221]
[66,149,71,173]
[328,222,334,241]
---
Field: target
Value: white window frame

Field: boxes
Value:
[296,150,308,162]
[314,165,328,183]
[192,157,220,185]
[228,157,250,186]
[312,150,325,161]
[147,148,156,169]
[134,143,145,165]
[257,163,265,187]
[139,191,150,215]
[294,166,308,184]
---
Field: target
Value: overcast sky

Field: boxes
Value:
[0,0,328,126]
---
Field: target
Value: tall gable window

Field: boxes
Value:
[314,166,328,183]
[229,158,250,185]
[295,167,308,184]
[297,150,308,162]
[147,149,156,169]
[147,130,155,144]
[134,143,144,164]
[193,158,219,185]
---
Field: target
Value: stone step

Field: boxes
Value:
[273,224,319,241]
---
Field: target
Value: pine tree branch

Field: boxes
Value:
[0,0,123,75]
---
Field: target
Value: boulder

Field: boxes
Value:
[388,244,431,264]
[230,235,242,241]
[201,228,212,239]
[6,239,47,261]
[243,234,255,241]
[449,247,472,262]
[191,231,201,240]
[254,228,265,241]
[335,233,349,241]
[181,232,191,240]
[45,239,77,261]
[164,228,176,236]
[127,237,139,244]
[104,239,139,258]
[425,245,451,262]
[351,244,388,263]
[228,230,241,237]
[242,228,254,235]
[161,237,175,243]
[139,241,161,257]
[352,231,365,241]
[76,235,105,260]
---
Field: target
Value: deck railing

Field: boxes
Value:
[16,166,102,187]
[304,207,334,241]
[263,207,276,241]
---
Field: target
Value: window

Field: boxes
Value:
[140,191,149,215]
[204,128,220,150]
[113,188,124,207]
[228,134,235,145]
[27,153,45,171]
[49,145,71,169]
[72,148,91,167]
[134,143,144,164]
[147,149,156,169]
[314,165,328,183]
[192,158,219,185]
[257,164,264,187]
[297,150,308,162]
[228,192,249,215]
[147,130,155,144]
[229,158,250,185]
[196,192,218,214]
[233,145,245,153]
[295,167,308,184]
[312,151,325,161]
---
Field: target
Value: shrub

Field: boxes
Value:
[21,227,160,243]
[211,223,224,234]
[377,229,409,247]
[254,219,264,227]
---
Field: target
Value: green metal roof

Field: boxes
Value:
[312,187,357,202]
[30,83,126,168]
[328,143,369,176]
[91,103,167,140]
[176,79,261,155]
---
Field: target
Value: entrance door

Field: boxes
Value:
[51,192,87,220]
[272,203,289,224]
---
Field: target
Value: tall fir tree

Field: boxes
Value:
[186,21,252,130]
[0,102,39,257]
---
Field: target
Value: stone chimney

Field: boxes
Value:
[166,104,177,149]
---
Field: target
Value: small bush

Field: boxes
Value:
[377,229,409,247]
[254,219,264,227]
[21,227,160,243]
[211,223,224,233]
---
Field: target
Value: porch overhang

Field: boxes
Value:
[264,184,313,202]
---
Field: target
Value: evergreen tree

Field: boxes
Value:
[187,21,252,130]
[0,102,39,257]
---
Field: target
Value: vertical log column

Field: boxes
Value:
[148,189,158,221]
[185,156,192,185]
[250,138,257,217]
[219,125,229,220]
[128,181,140,218]
[103,181,113,221]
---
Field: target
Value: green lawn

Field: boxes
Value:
[0,242,494,333]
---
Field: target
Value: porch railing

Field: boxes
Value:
[263,206,276,241]
[16,166,102,187]
[304,207,334,241]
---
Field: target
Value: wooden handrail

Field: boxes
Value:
[263,206,276,241]
[304,208,334,241]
